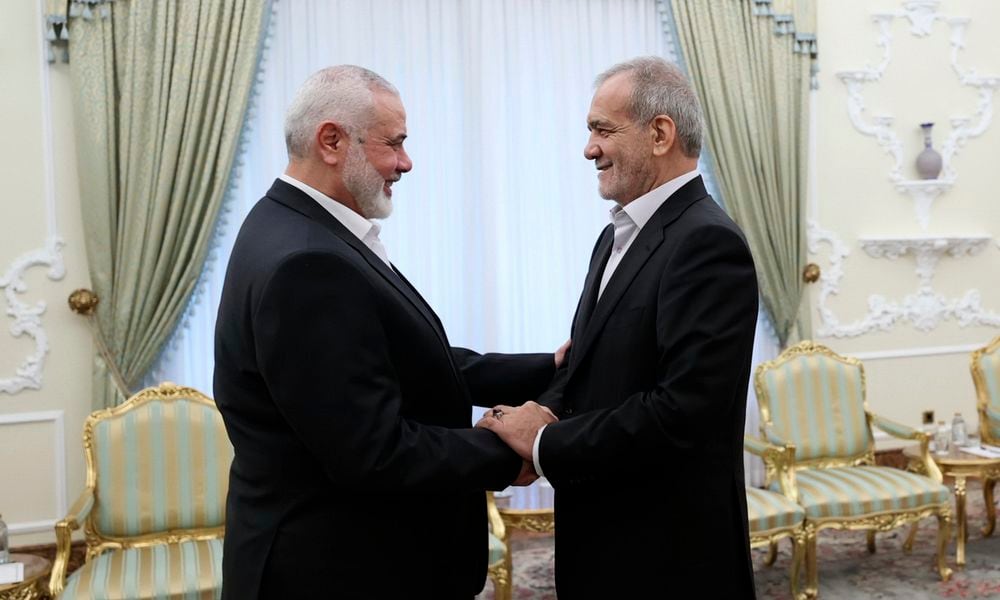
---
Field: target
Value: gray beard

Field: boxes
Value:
[344,145,393,219]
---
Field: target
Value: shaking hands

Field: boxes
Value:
[477,401,559,486]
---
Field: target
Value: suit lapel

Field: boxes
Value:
[265,179,454,353]
[568,176,710,379]
[572,225,614,344]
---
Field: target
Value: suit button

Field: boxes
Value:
[564,408,574,416]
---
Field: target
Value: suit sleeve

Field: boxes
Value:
[451,348,555,408]
[538,223,759,483]
[252,250,521,492]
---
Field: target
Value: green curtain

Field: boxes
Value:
[670,0,814,346]
[67,0,269,408]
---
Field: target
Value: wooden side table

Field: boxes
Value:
[0,554,51,600]
[903,444,1000,566]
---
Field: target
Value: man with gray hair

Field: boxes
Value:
[214,65,561,598]
[478,56,759,597]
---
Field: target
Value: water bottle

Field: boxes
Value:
[935,421,950,455]
[0,513,9,564]
[952,412,969,448]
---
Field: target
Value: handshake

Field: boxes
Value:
[476,400,559,486]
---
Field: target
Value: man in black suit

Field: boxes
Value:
[214,65,559,599]
[479,57,759,598]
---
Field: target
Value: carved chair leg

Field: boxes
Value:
[804,526,819,599]
[983,478,997,537]
[489,561,512,600]
[790,529,806,600]
[866,530,876,554]
[903,521,918,553]
[936,512,953,582]
[765,540,778,566]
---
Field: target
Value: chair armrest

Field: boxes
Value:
[49,488,95,596]
[869,413,922,441]
[743,435,798,504]
[486,492,507,542]
[868,412,943,483]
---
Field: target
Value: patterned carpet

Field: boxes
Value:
[480,484,1000,599]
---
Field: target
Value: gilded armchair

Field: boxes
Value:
[971,334,1000,536]
[743,436,806,600]
[755,342,952,598]
[49,383,233,599]
[486,492,512,600]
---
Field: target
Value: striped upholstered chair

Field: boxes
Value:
[743,436,806,600]
[486,492,512,600]
[49,383,232,599]
[754,342,953,598]
[971,334,1000,536]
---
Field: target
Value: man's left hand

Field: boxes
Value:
[554,339,572,368]
[476,401,558,461]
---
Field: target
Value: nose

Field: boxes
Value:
[584,140,601,161]
[398,147,413,173]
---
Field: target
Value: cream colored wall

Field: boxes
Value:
[811,0,1000,435]
[0,1,92,546]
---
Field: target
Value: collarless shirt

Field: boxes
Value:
[597,169,701,298]
[278,173,392,267]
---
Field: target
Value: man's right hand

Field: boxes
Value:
[513,460,538,486]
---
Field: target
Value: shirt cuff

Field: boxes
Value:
[532,425,547,478]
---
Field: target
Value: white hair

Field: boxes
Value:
[284,65,398,159]
[595,57,704,158]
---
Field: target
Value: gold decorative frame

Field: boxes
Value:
[971,334,1000,446]
[754,342,953,598]
[486,492,512,600]
[744,437,806,600]
[969,334,1000,545]
[48,383,226,597]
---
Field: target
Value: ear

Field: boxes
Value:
[316,121,349,166]
[650,115,677,157]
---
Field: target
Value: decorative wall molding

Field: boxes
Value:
[807,219,857,335]
[894,179,953,230]
[835,0,1000,230]
[849,342,981,362]
[0,410,67,534]
[808,222,1000,336]
[1,0,67,395]
[0,237,66,394]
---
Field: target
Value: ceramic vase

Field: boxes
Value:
[915,122,943,180]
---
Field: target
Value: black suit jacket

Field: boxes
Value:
[538,176,759,598]
[214,179,554,599]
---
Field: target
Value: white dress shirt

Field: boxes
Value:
[531,169,701,478]
[278,173,392,267]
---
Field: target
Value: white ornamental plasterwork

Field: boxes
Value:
[809,222,1000,337]
[835,0,1000,230]
[2,0,68,395]
[0,236,66,393]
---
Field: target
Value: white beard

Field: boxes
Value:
[344,143,393,219]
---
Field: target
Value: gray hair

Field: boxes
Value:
[284,65,399,159]
[595,57,703,158]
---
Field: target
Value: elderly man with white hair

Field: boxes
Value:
[214,65,561,599]
[479,56,760,598]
